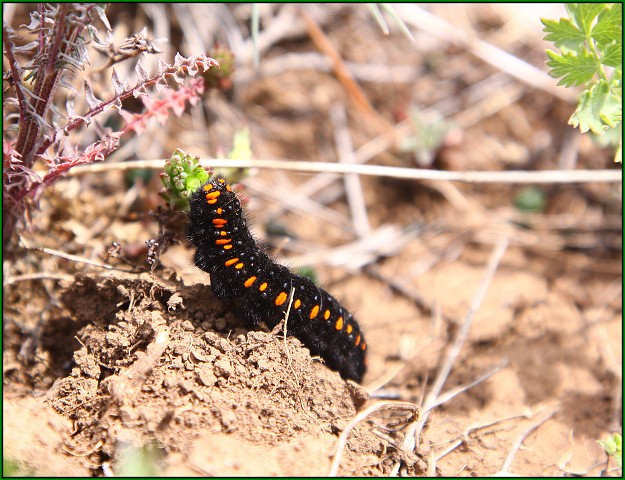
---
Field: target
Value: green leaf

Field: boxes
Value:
[228,128,252,161]
[602,41,622,69]
[514,188,546,213]
[592,4,622,47]
[566,3,605,35]
[598,99,622,130]
[614,138,622,163]
[541,17,586,53]
[297,266,318,284]
[598,433,622,469]
[543,3,622,159]
[116,443,161,476]
[569,81,622,134]
[546,49,597,87]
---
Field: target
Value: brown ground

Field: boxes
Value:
[3,4,622,477]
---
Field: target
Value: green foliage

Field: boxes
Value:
[160,148,211,211]
[598,433,622,469]
[215,127,254,183]
[3,457,34,476]
[514,187,546,213]
[399,106,452,166]
[542,4,622,162]
[297,267,318,285]
[229,128,252,162]
[115,442,161,476]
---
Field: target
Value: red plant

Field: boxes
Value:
[2,4,218,248]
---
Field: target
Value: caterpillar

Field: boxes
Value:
[188,177,367,383]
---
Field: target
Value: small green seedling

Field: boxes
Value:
[514,187,547,213]
[598,432,622,470]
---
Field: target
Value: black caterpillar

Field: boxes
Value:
[188,177,367,382]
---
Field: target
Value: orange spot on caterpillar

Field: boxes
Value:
[206,191,221,200]
[224,258,239,267]
[244,276,257,288]
[346,324,353,334]
[294,299,301,309]
[275,292,288,306]
[220,231,227,236]
[355,335,361,346]
[335,316,343,330]
[259,282,268,292]
[361,342,366,351]
[235,262,244,269]
[218,178,226,184]
[212,218,227,226]
[215,238,231,245]
[309,305,319,319]
[226,185,232,192]
[203,184,212,191]
[216,207,223,214]
[223,245,233,250]
[207,199,217,204]
[324,309,331,320]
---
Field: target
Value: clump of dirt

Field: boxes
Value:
[4,271,403,476]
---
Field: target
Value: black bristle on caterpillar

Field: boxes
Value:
[188,177,367,383]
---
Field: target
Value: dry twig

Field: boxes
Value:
[328,401,421,476]
[331,103,372,237]
[394,238,509,475]
[301,10,393,135]
[497,407,558,475]
[69,158,622,184]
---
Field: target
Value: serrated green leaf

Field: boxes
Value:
[541,17,586,53]
[593,4,622,47]
[546,49,597,87]
[602,41,622,69]
[569,81,622,134]
[566,3,605,35]
[570,90,604,133]
[592,120,622,148]
[598,99,622,129]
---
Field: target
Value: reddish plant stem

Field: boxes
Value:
[14,4,68,168]
[2,28,30,128]
[36,57,217,156]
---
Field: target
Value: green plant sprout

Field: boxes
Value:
[115,442,161,476]
[160,130,253,211]
[514,187,547,213]
[229,128,253,162]
[160,149,211,211]
[598,432,622,470]
[398,106,452,167]
[542,4,622,163]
